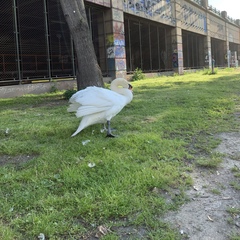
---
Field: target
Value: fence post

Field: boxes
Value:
[13,0,21,83]
[71,36,76,79]
[212,57,215,73]
[43,0,52,81]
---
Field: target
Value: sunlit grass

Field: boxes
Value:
[0,68,240,239]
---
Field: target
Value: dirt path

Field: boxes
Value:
[164,132,240,239]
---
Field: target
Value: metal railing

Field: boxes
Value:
[208,5,221,17]
[191,0,202,6]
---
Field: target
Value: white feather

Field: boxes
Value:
[68,78,133,137]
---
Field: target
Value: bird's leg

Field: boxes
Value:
[106,120,115,137]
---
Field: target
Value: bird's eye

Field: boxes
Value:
[128,84,133,90]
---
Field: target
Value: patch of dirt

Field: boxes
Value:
[164,132,240,239]
[32,98,67,108]
[0,154,36,167]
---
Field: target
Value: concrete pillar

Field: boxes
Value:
[172,0,183,74]
[105,0,126,79]
[224,22,230,67]
[221,11,230,67]
[221,11,227,19]
[201,0,208,8]
[204,36,212,68]
[204,10,212,69]
[238,45,240,59]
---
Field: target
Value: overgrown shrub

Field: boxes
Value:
[63,89,77,100]
[131,68,145,81]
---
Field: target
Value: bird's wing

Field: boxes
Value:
[75,105,110,118]
[71,87,126,107]
[69,86,126,118]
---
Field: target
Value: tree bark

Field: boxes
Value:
[59,0,104,89]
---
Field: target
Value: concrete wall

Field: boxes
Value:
[180,0,207,35]
[209,14,226,40]
[0,77,113,98]
[86,0,110,7]
[0,80,76,99]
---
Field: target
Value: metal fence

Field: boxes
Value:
[0,0,108,86]
[0,0,76,85]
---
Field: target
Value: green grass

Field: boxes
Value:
[227,207,240,239]
[196,153,223,168]
[0,68,240,239]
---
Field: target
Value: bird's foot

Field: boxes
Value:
[105,121,117,137]
[106,132,117,138]
[101,128,117,133]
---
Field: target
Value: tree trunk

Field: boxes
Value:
[59,0,104,90]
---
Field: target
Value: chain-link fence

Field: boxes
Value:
[0,0,75,85]
[0,0,18,84]
[0,0,107,86]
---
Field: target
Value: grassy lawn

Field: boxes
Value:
[0,68,240,239]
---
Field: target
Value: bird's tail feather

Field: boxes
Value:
[67,103,81,112]
[71,117,90,137]
[71,125,83,137]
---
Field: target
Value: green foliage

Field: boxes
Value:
[63,89,77,100]
[231,166,240,178]
[227,207,240,215]
[230,181,240,190]
[211,188,221,195]
[227,207,240,240]
[202,67,218,75]
[131,68,145,81]
[49,81,58,93]
[0,68,240,239]
[196,153,222,168]
[230,234,240,240]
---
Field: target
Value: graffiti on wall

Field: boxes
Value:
[113,22,125,46]
[116,59,126,70]
[172,52,178,68]
[209,17,225,39]
[107,22,126,59]
[112,9,123,21]
[181,4,207,33]
[217,24,225,39]
[107,47,115,58]
[123,0,175,24]
[115,46,125,58]
[107,45,125,59]
[229,24,240,42]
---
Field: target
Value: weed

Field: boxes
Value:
[131,68,145,81]
[63,89,77,100]
[211,189,221,195]
[227,217,234,225]
[230,234,240,240]
[234,172,240,178]
[226,207,240,215]
[196,153,222,168]
[226,207,240,240]
[231,166,240,179]
[230,181,240,190]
